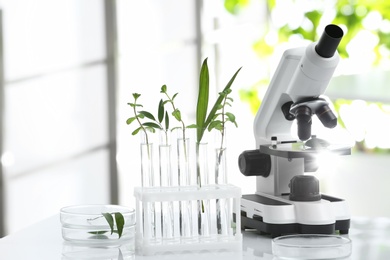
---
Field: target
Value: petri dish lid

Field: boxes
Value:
[272,234,352,259]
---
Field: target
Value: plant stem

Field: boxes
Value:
[163,92,188,160]
[133,104,150,159]
[216,95,228,166]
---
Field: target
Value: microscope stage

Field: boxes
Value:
[240,193,350,237]
[259,144,351,159]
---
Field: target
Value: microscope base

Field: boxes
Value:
[240,193,350,238]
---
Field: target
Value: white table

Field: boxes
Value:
[1,215,390,259]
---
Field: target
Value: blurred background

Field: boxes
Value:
[1,0,390,237]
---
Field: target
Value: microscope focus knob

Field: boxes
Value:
[238,149,271,177]
[289,175,321,201]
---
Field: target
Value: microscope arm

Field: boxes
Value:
[254,25,343,146]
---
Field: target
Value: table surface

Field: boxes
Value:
[0,214,390,259]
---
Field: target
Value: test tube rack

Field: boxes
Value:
[134,184,242,255]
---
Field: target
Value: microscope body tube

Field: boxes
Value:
[286,42,340,103]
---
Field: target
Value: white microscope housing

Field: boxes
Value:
[238,24,351,237]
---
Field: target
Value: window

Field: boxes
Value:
[0,0,115,235]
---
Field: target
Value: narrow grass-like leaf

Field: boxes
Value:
[172,93,178,100]
[204,67,242,130]
[114,212,125,238]
[102,213,114,235]
[196,58,210,142]
[165,111,169,130]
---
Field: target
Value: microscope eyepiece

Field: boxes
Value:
[315,24,344,58]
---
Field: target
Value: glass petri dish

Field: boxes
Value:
[60,205,135,246]
[272,234,352,259]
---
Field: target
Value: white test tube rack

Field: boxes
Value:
[134,184,242,255]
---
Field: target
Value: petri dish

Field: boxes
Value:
[60,204,135,246]
[272,234,352,259]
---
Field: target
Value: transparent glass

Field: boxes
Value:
[140,133,155,239]
[60,205,135,246]
[177,136,191,187]
[159,130,174,240]
[196,142,211,238]
[62,242,135,260]
[177,136,193,239]
[140,142,154,188]
[214,127,230,236]
[272,234,352,259]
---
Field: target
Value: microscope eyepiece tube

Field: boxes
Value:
[315,24,344,58]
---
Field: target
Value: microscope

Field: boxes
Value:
[238,24,351,237]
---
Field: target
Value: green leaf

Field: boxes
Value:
[132,93,141,100]
[172,109,182,121]
[132,127,142,135]
[172,93,178,100]
[225,112,236,122]
[196,58,210,142]
[102,213,114,235]
[171,126,182,131]
[138,113,145,119]
[186,124,198,129]
[165,111,169,130]
[126,117,136,125]
[204,67,242,133]
[161,85,167,93]
[114,212,125,239]
[139,111,155,121]
[89,234,109,240]
[145,127,156,133]
[208,120,222,131]
[88,230,108,235]
[142,122,161,129]
[158,99,164,123]
[212,114,220,121]
[127,103,143,108]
